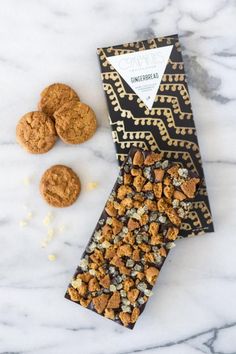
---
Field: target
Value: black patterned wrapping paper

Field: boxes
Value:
[97,34,214,237]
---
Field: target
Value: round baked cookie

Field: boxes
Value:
[16,111,57,154]
[40,165,81,207]
[38,83,79,116]
[54,100,97,144]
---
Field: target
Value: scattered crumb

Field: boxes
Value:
[87,181,98,190]
[40,240,48,248]
[23,176,33,186]
[47,228,55,239]
[40,227,56,248]
[43,211,54,225]
[48,254,56,261]
[58,224,65,233]
[26,211,33,220]
[43,217,50,226]
[19,220,27,228]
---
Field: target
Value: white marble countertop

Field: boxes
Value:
[0,0,236,353]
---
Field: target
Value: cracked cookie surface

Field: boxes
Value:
[54,100,97,144]
[40,165,81,207]
[38,83,79,117]
[16,111,57,154]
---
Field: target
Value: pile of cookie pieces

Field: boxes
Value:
[16,83,97,154]
[65,148,200,329]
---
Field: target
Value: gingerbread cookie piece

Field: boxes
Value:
[38,83,79,117]
[40,165,81,207]
[16,111,57,154]
[54,101,97,144]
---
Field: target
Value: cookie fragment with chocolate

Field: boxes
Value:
[65,148,200,328]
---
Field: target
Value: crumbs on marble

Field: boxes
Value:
[47,227,55,238]
[26,211,33,220]
[19,220,28,228]
[40,227,55,248]
[23,176,34,186]
[87,181,98,190]
[43,211,54,225]
[19,209,34,228]
[58,224,66,233]
[40,223,66,248]
[18,205,64,259]
[48,254,57,262]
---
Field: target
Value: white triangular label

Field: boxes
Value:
[107,45,173,110]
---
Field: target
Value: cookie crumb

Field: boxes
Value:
[58,224,65,233]
[40,240,48,248]
[26,211,33,220]
[48,254,56,261]
[23,177,32,186]
[43,212,53,225]
[47,227,55,239]
[41,227,55,248]
[19,220,27,228]
[87,182,98,190]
